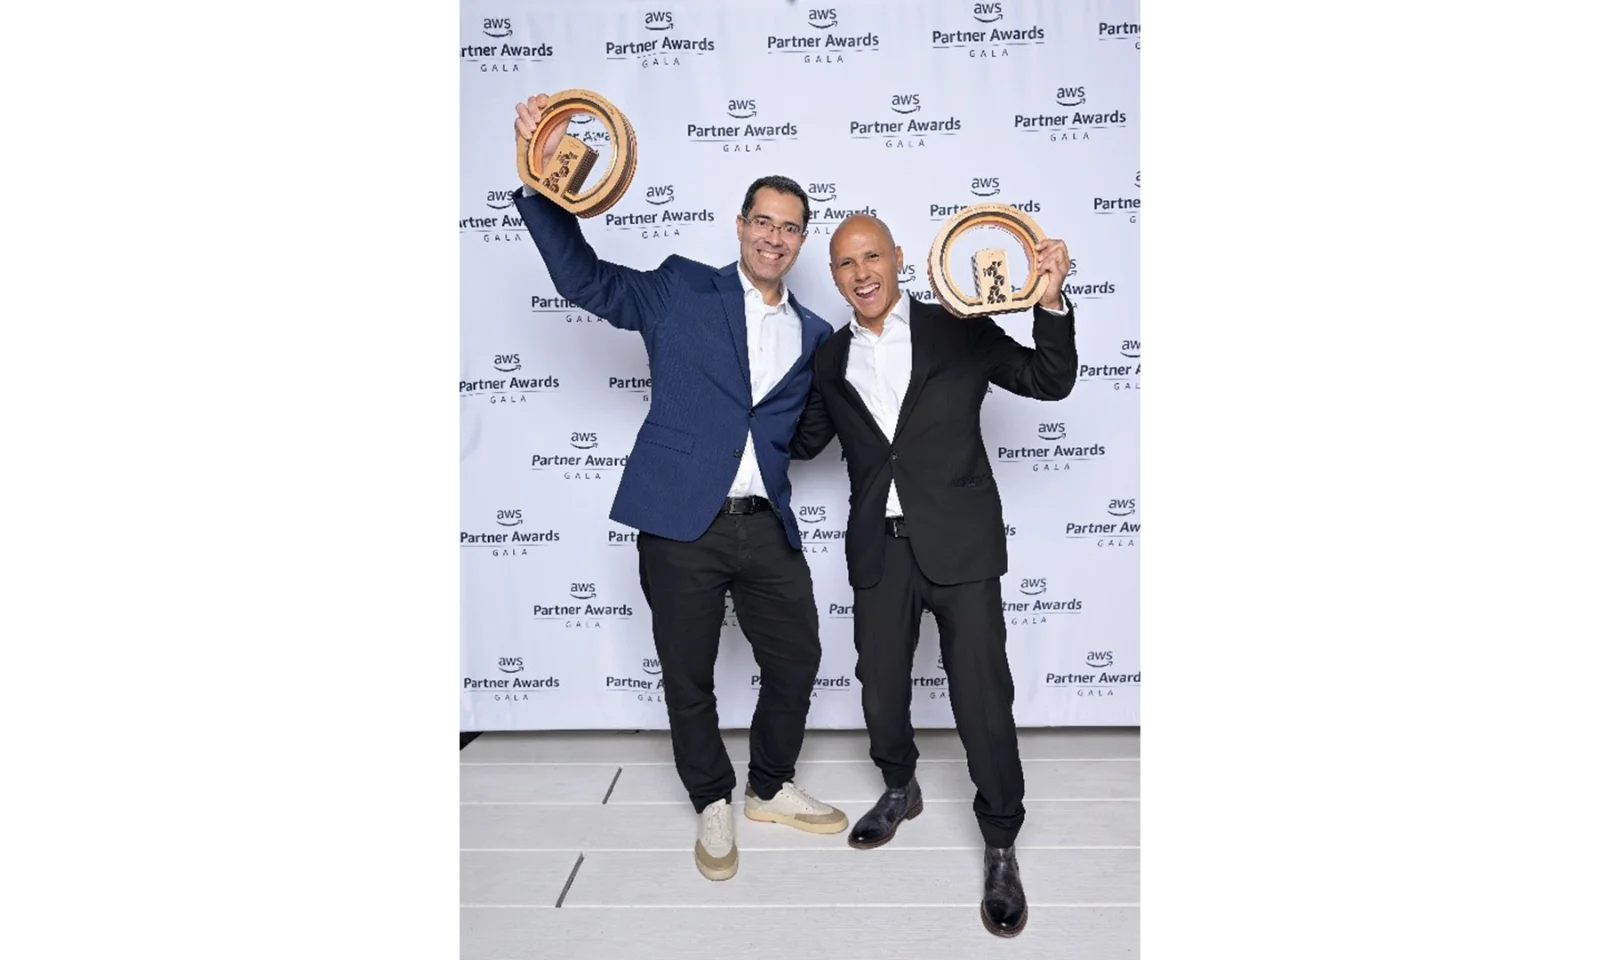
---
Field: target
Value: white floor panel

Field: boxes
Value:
[461,797,1138,850]
[462,905,1138,960]
[561,847,1137,907]
[459,728,1140,959]
[461,728,1138,764]
[605,758,1138,805]
[460,763,620,803]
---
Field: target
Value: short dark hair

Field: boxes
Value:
[740,175,811,230]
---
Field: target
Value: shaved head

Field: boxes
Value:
[828,214,905,329]
[828,214,896,264]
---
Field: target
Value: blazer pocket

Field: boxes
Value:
[950,472,993,488]
[637,419,696,455]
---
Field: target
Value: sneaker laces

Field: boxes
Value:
[700,800,732,847]
[779,781,827,813]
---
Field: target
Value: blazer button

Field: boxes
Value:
[733,449,742,458]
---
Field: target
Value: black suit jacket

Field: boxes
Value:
[790,293,1077,589]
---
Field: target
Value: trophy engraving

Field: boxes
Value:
[974,248,1010,305]
[517,89,639,218]
[927,203,1050,317]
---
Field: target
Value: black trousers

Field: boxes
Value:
[637,507,821,813]
[854,529,1026,848]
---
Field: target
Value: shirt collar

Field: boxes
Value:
[849,287,912,337]
[737,264,788,313]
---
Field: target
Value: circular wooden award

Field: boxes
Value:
[926,203,1051,316]
[516,89,639,218]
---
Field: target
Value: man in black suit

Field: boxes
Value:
[790,214,1076,938]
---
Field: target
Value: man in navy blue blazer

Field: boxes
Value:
[512,94,847,881]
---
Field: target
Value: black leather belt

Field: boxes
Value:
[722,496,771,515]
[886,516,909,538]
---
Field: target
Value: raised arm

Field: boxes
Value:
[510,93,676,332]
[976,237,1079,401]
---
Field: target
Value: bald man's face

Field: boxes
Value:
[828,220,904,325]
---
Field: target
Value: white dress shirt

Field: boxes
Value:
[727,267,802,499]
[844,291,916,518]
[845,292,1071,518]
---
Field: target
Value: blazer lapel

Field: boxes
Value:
[765,295,824,400]
[714,264,752,402]
[892,299,933,440]
[833,331,890,446]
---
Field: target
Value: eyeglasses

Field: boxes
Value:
[741,214,804,239]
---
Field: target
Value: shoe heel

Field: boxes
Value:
[906,798,924,820]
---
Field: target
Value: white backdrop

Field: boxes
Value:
[460,0,1140,730]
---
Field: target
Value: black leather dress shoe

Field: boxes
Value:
[847,779,923,849]
[980,845,1028,937]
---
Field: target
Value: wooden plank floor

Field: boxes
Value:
[461,728,1139,959]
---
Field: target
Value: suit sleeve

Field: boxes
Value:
[513,187,676,332]
[973,299,1079,401]
[789,360,838,461]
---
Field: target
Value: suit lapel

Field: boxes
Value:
[714,264,752,402]
[765,294,823,400]
[833,330,890,446]
[892,298,934,440]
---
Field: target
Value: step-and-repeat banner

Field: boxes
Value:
[460,0,1140,730]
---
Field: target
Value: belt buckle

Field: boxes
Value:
[888,516,906,537]
[727,497,751,515]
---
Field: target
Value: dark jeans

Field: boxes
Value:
[637,508,821,812]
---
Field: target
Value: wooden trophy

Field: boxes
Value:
[926,203,1051,316]
[516,89,639,218]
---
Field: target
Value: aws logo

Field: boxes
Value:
[1108,498,1137,518]
[1086,650,1113,669]
[644,10,673,31]
[496,508,523,528]
[1019,577,1048,596]
[498,656,523,673]
[483,17,513,39]
[493,352,520,372]
[807,182,836,202]
[973,1,1003,23]
[798,504,827,523]
[1134,170,1140,188]
[1067,257,1078,277]
[570,431,598,450]
[891,93,921,115]
[570,582,597,600]
[809,8,838,28]
[1056,85,1086,107]
[1121,338,1140,359]
[971,176,1001,197]
[645,184,675,206]
[1038,422,1066,441]
[486,188,518,211]
[642,657,662,676]
[898,263,916,284]
[727,98,757,119]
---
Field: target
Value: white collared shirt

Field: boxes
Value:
[844,291,916,518]
[727,266,802,499]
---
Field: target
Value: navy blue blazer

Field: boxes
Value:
[514,189,834,549]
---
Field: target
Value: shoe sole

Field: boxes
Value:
[695,851,738,882]
[743,804,850,835]
[980,903,1028,938]
[847,798,924,850]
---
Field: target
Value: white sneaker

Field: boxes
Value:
[743,781,850,834]
[695,798,738,881]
